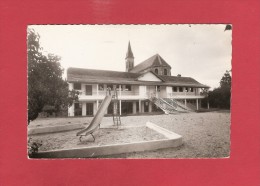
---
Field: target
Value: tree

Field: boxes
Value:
[202,70,231,109]
[27,29,78,124]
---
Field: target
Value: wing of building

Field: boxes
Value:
[67,42,209,116]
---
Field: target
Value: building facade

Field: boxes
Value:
[67,42,209,116]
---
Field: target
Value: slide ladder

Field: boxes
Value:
[112,89,121,127]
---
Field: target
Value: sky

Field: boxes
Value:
[29,25,232,89]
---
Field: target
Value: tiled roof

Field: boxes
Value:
[130,54,171,73]
[158,75,200,84]
[67,67,209,88]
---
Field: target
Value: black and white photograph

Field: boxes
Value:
[27,24,232,158]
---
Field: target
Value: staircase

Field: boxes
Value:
[149,97,179,114]
[164,98,195,112]
[149,94,197,114]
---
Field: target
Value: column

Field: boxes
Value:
[119,100,122,115]
[96,100,99,109]
[133,102,137,114]
[196,99,199,110]
[207,101,210,109]
[97,84,99,96]
[139,100,142,113]
[93,102,97,115]
[119,85,122,96]
[184,99,187,107]
[82,102,86,116]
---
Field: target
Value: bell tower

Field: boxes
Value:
[125,41,134,72]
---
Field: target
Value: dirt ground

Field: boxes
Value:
[29,111,230,158]
[30,126,165,151]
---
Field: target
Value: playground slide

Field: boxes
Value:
[76,95,112,136]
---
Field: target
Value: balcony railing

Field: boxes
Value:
[78,90,140,96]
[167,92,205,98]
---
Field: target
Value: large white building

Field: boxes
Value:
[67,42,209,116]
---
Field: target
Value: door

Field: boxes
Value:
[85,85,92,95]
[74,103,82,116]
[86,103,93,116]
[144,101,149,112]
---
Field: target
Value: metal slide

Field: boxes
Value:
[76,95,112,141]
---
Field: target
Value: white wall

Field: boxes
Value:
[166,86,172,95]
[68,103,74,116]
[68,83,73,91]
[137,72,162,82]
[139,86,147,97]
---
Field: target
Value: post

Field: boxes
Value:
[196,99,199,110]
[119,100,122,115]
[96,100,99,109]
[184,99,187,107]
[139,100,141,113]
[119,85,122,96]
[97,84,99,96]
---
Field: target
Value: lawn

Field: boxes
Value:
[29,111,230,158]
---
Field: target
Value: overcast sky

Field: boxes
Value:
[29,25,232,89]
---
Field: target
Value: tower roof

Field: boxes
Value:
[125,41,134,59]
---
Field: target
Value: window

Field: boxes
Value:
[156,85,160,92]
[74,102,82,109]
[125,85,132,91]
[179,87,183,92]
[185,87,189,92]
[155,68,158,74]
[190,88,194,92]
[164,69,167,75]
[173,87,178,92]
[107,84,113,90]
[116,84,121,91]
[73,83,81,90]
[98,84,104,91]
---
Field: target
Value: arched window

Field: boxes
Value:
[155,68,158,74]
[164,69,167,75]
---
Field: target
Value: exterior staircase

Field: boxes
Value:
[149,97,180,114]
[149,96,196,114]
[164,98,195,112]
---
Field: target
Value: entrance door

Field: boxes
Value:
[144,101,149,112]
[86,103,93,116]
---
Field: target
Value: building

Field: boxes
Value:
[67,42,209,116]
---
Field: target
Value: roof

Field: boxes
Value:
[158,75,201,84]
[130,54,171,73]
[67,67,209,88]
[125,41,134,59]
